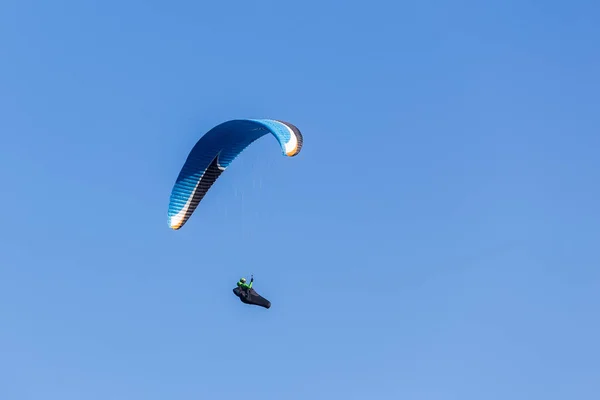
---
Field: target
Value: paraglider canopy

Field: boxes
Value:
[167,118,303,230]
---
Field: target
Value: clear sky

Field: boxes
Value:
[1,0,599,399]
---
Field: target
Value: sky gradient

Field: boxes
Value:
[1,0,599,399]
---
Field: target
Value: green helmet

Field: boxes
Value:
[240,277,246,283]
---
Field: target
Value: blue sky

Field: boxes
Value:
[1,0,599,399]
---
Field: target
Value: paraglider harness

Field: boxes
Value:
[233,275,271,309]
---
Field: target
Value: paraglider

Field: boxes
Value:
[167,118,302,310]
[167,118,303,230]
[233,275,271,309]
